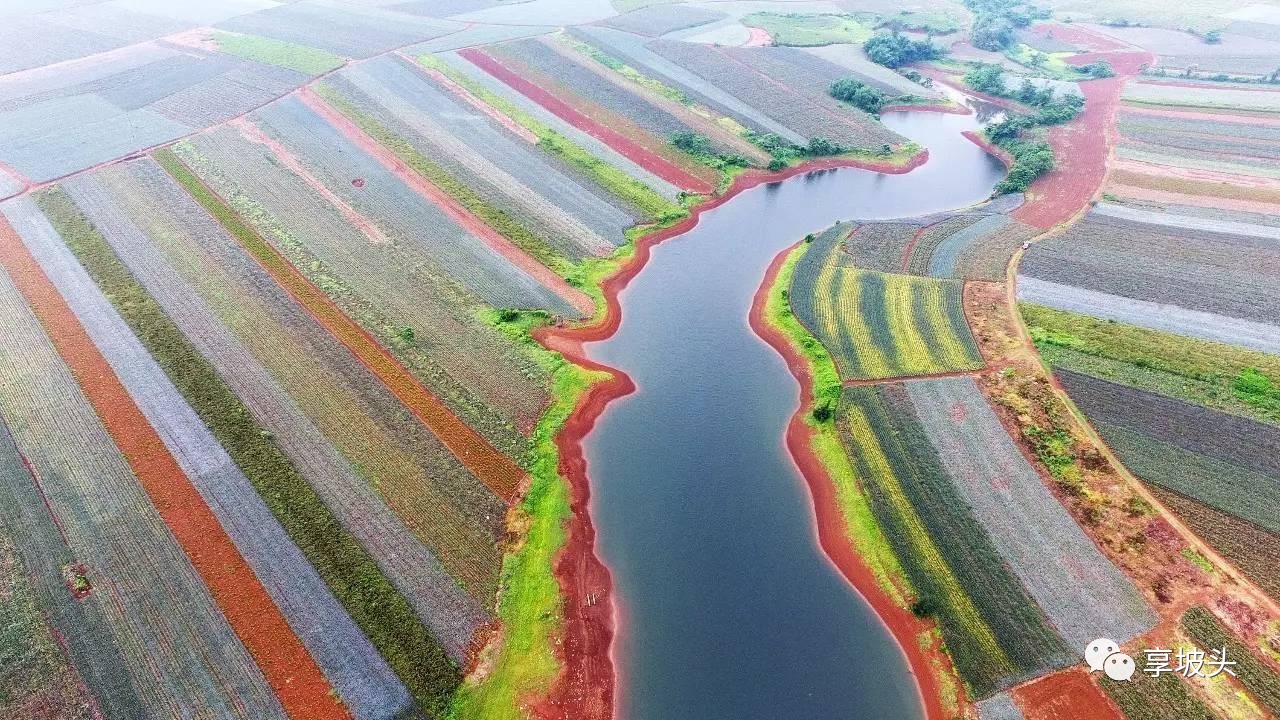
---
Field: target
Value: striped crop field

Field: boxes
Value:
[1153,486,1280,600]
[170,123,550,447]
[457,42,719,193]
[0,217,303,719]
[208,29,345,75]
[64,158,508,604]
[2,194,413,718]
[569,26,806,144]
[905,377,1157,650]
[318,55,626,264]
[789,225,983,381]
[649,39,904,149]
[431,49,686,204]
[1056,372,1280,540]
[1020,210,1280,327]
[40,174,474,715]
[214,2,462,58]
[838,384,1074,698]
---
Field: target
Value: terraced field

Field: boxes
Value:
[789,225,983,381]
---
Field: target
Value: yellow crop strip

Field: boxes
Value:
[882,273,932,375]
[844,403,1011,669]
[840,267,892,378]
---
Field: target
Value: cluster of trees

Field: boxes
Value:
[828,77,887,113]
[964,62,1085,124]
[743,131,851,171]
[963,0,1051,51]
[863,31,943,68]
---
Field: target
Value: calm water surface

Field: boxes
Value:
[584,101,1004,720]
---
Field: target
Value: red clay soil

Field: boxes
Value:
[167,153,529,502]
[1011,44,1155,229]
[1011,667,1124,720]
[962,130,1014,168]
[743,27,773,48]
[1031,23,1134,53]
[457,47,717,194]
[0,218,349,720]
[297,87,595,317]
[529,151,936,720]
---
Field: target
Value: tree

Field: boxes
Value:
[670,130,713,156]
[963,62,1006,94]
[828,77,887,113]
[1080,59,1114,78]
[863,31,942,68]
[970,13,1016,50]
[1203,29,1222,44]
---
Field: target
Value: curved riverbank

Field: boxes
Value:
[748,240,953,720]
[531,150,932,720]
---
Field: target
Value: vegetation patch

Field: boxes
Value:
[211,29,344,75]
[742,12,878,47]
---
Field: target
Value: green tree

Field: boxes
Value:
[828,77,887,113]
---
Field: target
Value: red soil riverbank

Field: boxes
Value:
[748,241,952,720]
[530,150,931,720]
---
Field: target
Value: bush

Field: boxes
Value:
[670,130,714,156]
[828,77,887,113]
[964,62,1006,94]
[1080,59,1115,78]
[963,0,1050,50]
[863,31,942,68]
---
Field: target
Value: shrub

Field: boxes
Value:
[829,77,887,113]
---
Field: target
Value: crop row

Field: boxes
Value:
[5,193,413,719]
[840,384,1073,697]
[1020,210,1280,325]
[1056,371,1280,536]
[44,174,471,715]
[473,40,721,191]
[790,228,983,380]
[1118,142,1280,180]
[1016,275,1280,356]
[906,377,1157,650]
[840,222,919,273]
[255,95,582,316]
[0,223,287,719]
[321,57,622,262]
[570,26,805,143]
[1153,486,1280,600]
[84,158,510,600]
[1123,81,1280,112]
[174,127,550,442]
[433,49,685,205]
[1100,668,1215,719]
[1182,606,1280,713]
[650,39,900,149]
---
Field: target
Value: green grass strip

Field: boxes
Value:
[417,54,682,220]
[37,181,459,717]
[211,30,344,76]
[311,82,569,274]
[1182,606,1280,713]
[1021,302,1280,424]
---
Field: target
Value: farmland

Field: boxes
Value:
[788,224,984,381]
[2,3,1277,720]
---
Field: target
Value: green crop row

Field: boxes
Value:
[1100,667,1215,719]
[39,179,459,717]
[1181,606,1280,713]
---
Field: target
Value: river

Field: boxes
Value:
[581,97,1005,719]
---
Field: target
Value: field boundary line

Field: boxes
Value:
[155,150,526,502]
[0,215,349,720]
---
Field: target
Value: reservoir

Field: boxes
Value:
[581,98,1005,719]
